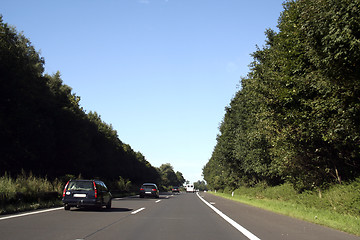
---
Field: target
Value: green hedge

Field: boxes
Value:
[228,180,360,217]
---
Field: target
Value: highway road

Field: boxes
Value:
[0,192,359,240]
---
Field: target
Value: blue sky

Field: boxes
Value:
[1,0,285,183]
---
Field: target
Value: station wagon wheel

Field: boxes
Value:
[106,200,112,209]
[64,205,70,210]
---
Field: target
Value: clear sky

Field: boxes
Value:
[1,0,285,183]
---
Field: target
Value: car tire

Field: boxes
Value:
[64,205,70,210]
[106,200,112,209]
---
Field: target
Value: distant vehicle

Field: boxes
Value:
[172,186,180,193]
[186,184,195,193]
[139,183,159,198]
[62,180,112,210]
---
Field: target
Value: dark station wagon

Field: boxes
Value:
[62,180,112,210]
[139,183,159,198]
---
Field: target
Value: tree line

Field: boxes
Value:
[203,0,360,192]
[0,16,185,188]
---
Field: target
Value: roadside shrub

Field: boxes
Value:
[323,178,360,216]
[107,176,134,197]
[230,180,360,218]
[0,171,62,213]
[261,183,298,201]
[0,173,17,204]
[223,186,234,194]
[216,189,224,193]
[111,176,132,192]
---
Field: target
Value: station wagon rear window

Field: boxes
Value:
[68,181,94,191]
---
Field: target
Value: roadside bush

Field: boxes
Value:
[223,186,234,194]
[233,183,269,199]
[112,176,132,192]
[107,176,134,197]
[230,180,360,218]
[0,172,63,214]
[0,173,17,204]
[323,178,360,216]
[261,183,298,201]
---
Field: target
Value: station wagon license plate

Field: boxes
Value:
[73,194,86,198]
[145,192,152,194]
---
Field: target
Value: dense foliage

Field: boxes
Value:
[0,16,182,186]
[194,180,208,191]
[0,171,63,214]
[157,163,185,190]
[203,0,360,191]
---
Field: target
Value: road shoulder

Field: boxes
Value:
[199,192,359,240]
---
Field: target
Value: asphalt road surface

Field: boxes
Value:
[0,192,359,240]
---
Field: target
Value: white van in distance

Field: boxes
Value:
[186,184,195,193]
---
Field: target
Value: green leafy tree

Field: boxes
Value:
[194,180,208,191]
[157,163,185,189]
[0,15,161,186]
[158,163,178,187]
[175,171,185,186]
[203,0,360,192]
[262,0,360,190]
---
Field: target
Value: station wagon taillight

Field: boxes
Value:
[152,189,157,191]
[62,181,69,197]
[93,181,97,198]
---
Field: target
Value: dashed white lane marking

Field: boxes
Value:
[196,192,261,240]
[155,200,161,203]
[0,207,63,221]
[131,207,145,215]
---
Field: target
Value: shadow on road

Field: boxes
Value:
[118,192,176,201]
[71,207,133,213]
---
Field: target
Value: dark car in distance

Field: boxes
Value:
[172,186,180,193]
[139,183,159,198]
[62,180,112,210]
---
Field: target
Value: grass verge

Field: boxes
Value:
[0,200,63,215]
[0,172,64,215]
[210,181,360,236]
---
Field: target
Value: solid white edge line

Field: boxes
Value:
[0,207,63,221]
[196,192,261,240]
[131,207,145,215]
